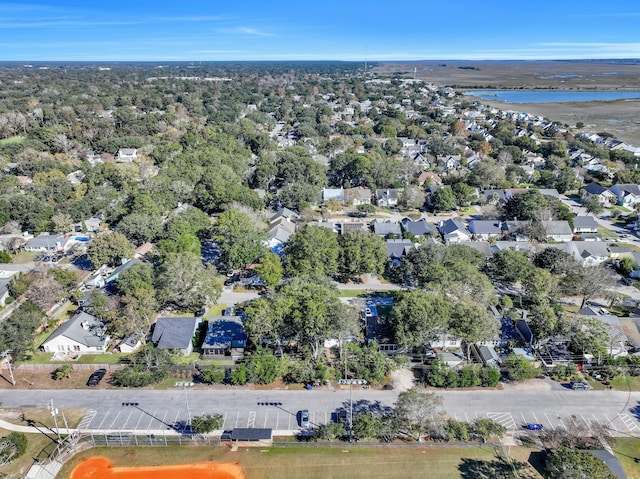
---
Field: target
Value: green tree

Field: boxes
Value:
[54,363,73,380]
[7,272,33,298]
[337,230,388,279]
[87,232,135,268]
[0,251,12,263]
[284,226,340,277]
[200,366,225,384]
[214,209,267,270]
[389,290,451,350]
[470,418,506,443]
[313,422,346,442]
[190,413,224,435]
[155,253,222,312]
[545,446,615,479]
[393,388,445,442]
[581,195,605,216]
[431,187,457,212]
[0,300,45,359]
[501,354,538,382]
[563,265,615,308]
[246,347,280,384]
[230,363,247,385]
[255,252,283,287]
[116,213,163,246]
[0,432,28,465]
[112,346,175,387]
[489,249,533,285]
[450,303,499,362]
[446,419,470,441]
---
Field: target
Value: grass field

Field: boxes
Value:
[56,444,544,479]
[610,438,640,479]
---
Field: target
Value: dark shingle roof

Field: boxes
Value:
[152,317,200,350]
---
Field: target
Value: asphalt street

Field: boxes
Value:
[3,388,639,436]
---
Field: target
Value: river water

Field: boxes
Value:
[462,90,640,104]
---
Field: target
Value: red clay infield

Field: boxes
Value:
[70,456,246,479]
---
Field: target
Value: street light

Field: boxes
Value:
[174,381,193,432]
[48,400,61,443]
[343,378,366,443]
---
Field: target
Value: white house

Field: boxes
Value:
[375,189,400,207]
[439,218,471,244]
[116,148,138,163]
[609,184,640,207]
[41,312,110,355]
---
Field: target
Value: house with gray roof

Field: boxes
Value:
[569,241,610,266]
[385,239,414,262]
[151,316,201,356]
[439,218,471,244]
[372,220,402,237]
[400,218,438,237]
[344,187,372,206]
[23,234,77,253]
[468,220,502,240]
[573,215,599,234]
[609,184,640,207]
[375,189,399,207]
[41,312,110,354]
[322,187,345,203]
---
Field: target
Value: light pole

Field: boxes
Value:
[1,351,15,386]
[175,381,193,432]
[49,400,61,443]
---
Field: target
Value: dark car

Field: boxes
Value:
[524,423,543,430]
[87,368,106,387]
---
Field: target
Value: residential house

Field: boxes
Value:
[270,207,300,223]
[41,312,110,355]
[412,152,431,169]
[372,220,402,237]
[73,217,102,233]
[441,155,461,172]
[116,148,138,163]
[417,172,442,187]
[340,222,368,235]
[104,258,140,285]
[266,216,296,254]
[117,333,142,353]
[365,314,402,354]
[468,220,503,241]
[375,189,400,207]
[573,216,599,234]
[385,239,414,264]
[400,218,438,238]
[578,306,629,358]
[544,221,574,242]
[458,241,493,258]
[151,316,201,356]
[439,218,471,244]
[0,234,31,252]
[609,184,640,207]
[23,234,75,253]
[568,241,610,266]
[201,315,247,360]
[344,187,372,206]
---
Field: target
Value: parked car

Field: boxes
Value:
[87,368,107,387]
[524,423,543,430]
[298,409,309,428]
[571,381,590,390]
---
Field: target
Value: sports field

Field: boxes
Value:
[59,444,544,479]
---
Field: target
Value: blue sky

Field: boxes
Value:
[1,1,639,61]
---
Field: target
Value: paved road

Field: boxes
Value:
[3,387,639,436]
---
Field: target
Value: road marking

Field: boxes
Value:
[222,411,228,429]
[134,411,145,429]
[106,411,122,430]
[556,416,567,431]
[234,411,239,428]
[487,412,515,430]
[543,413,555,431]
[619,414,639,432]
[248,411,256,428]
[95,411,110,430]
[144,412,155,429]
[264,411,269,428]
[579,414,591,430]
[78,410,97,430]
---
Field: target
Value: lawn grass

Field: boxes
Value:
[610,438,640,479]
[608,374,640,391]
[598,227,618,239]
[0,429,56,479]
[0,136,24,145]
[56,444,543,479]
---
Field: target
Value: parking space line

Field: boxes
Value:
[556,416,567,430]
[222,411,228,429]
[531,413,540,424]
[107,411,122,429]
[134,411,145,430]
[543,413,555,431]
[144,411,155,429]
[264,411,268,428]
[234,411,239,428]
[578,414,591,431]
[96,411,110,430]
[171,411,180,430]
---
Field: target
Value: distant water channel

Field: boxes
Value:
[463,90,640,104]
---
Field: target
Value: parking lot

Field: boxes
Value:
[76,405,640,436]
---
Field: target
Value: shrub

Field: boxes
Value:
[200,366,225,384]
[230,363,247,385]
[0,432,27,465]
